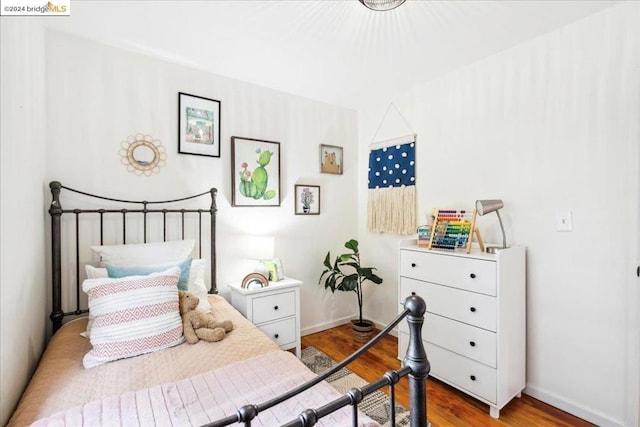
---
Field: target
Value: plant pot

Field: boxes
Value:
[351,319,375,343]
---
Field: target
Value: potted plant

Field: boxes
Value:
[300,187,314,214]
[318,239,383,342]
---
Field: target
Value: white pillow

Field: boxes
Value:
[90,240,195,267]
[86,265,108,279]
[82,267,184,369]
[189,259,211,313]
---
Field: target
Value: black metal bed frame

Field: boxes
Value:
[48,181,218,333]
[207,294,430,427]
[47,180,430,426]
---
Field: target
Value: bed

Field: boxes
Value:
[7,181,430,427]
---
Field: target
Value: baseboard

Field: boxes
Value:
[524,385,624,427]
[301,317,399,338]
[301,316,352,336]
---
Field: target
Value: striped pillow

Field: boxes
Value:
[82,267,184,369]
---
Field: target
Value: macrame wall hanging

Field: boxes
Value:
[367,103,417,235]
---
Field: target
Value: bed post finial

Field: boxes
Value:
[403,295,430,427]
[49,181,64,333]
[209,188,218,294]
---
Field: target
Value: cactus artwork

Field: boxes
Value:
[238,148,277,201]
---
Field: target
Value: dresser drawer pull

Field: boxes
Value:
[470,307,476,312]
[470,375,476,381]
[411,263,416,268]
[469,341,476,347]
[274,333,279,339]
[470,273,476,279]
[274,305,279,310]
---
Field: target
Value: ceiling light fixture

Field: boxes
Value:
[359,0,406,12]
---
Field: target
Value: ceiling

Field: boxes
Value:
[45,0,617,108]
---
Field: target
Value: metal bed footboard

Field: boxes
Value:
[206,295,430,427]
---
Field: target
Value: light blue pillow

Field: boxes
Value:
[106,257,193,291]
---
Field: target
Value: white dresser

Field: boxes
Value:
[228,277,302,357]
[397,242,526,418]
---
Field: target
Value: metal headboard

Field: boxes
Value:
[48,181,218,333]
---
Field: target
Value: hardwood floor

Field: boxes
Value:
[301,324,594,427]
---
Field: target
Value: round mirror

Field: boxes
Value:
[132,144,156,165]
[119,134,167,176]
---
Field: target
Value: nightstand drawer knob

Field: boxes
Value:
[274,305,279,310]
[470,375,476,381]
[470,273,476,279]
[274,333,279,339]
[470,307,476,312]
[469,341,476,347]
[411,263,416,268]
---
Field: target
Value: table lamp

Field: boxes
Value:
[475,199,507,253]
[247,236,275,279]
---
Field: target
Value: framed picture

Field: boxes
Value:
[231,136,281,207]
[294,184,320,215]
[178,92,221,157]
[320,144,343,175]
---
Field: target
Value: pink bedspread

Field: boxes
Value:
[8,295,281,426]
[30,351,379,427]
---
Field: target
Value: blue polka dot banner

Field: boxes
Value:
[367,143,415,189]
[367,137,416,235]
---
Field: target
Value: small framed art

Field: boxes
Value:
[178,92,221,158]
[231,136,281,207]
[320,144,343,175]
[294,185,320,215]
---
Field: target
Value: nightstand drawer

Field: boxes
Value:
[258,317,296,347]
[400,250,496,296]
[252,290,296,324]
[401,278,496,332]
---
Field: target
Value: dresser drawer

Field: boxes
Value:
[399,332,497,404]
[399,312,497,367]
[252,291,296,324]
[258,317,296,347]
[400,250,496,296]
[425,313,496,367]
[401,278,497,332]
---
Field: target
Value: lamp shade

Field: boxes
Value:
[246,236,274,261]
[475,199,504,216]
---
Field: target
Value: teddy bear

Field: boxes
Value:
[178,290,234,344]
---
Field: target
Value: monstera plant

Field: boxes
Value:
[318,239,383,342]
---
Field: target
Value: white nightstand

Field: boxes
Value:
[228,277,302,357]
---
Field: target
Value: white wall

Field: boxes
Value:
[356,3,639,426]
[0,20,48,426]
[1,28,360,423]
[44,29,362,331]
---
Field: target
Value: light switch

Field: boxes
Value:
[556,210,572,232]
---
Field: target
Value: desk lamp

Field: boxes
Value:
[475,199,507,254]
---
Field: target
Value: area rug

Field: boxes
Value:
[301,346,411,427]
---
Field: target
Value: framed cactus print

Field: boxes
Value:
[294,185,320,215]
[231,136,281,207]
